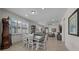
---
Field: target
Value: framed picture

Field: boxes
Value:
[68,8,79,36]
[52,28,56,32]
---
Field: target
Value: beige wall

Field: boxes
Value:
[48,23,60,35]
[62,8,79,50]
[0,20,2,48]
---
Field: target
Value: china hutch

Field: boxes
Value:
[0,17,12,49]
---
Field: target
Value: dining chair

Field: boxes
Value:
[43,34,48,49]
[35,34,48,50]
[27,33,34,50]
[22,34,28,48]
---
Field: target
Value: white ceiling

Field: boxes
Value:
[5,8,67,25]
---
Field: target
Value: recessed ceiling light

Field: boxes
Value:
[31,10,36,14]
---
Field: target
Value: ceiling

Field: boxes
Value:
[5,8,67,25]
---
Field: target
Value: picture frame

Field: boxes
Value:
[52,28,56,32]
[68,8,79,36]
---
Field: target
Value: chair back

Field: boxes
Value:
[22,34,28,43]
[44,34,48,42]
[28,33,34,44]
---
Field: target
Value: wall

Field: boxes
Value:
[0,8,42,44]
[62,8,79,50]
[0,9,3,48]
[0,20,2,48]
[60,17,65,41]
[48,23,59,35]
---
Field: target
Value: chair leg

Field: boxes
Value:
[44,43,46,50]
[28,43,30,48]
[43,42,47,50]
[32,43,34,50]
[36,42,39,50]
[24,43,28,48]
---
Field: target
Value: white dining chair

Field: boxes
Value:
[22,34,28,48]
[35,34,48,50]
[34,36,43,50]
[27,33,34,50]
[43,34,48,50]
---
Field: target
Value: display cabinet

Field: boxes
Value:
[1,17,12,49]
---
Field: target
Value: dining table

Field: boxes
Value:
[24,33,44,50]
[34,36,43,40]
[34,35,44,50]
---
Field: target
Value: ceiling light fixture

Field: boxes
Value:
[31,10,36,14]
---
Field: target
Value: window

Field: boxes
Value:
[9,17,18,34]
[22,22,29,33]
[9,17,29,34]
[17,21,22,34]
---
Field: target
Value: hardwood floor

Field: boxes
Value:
[47,37,68,51]
[2,37,68,51]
